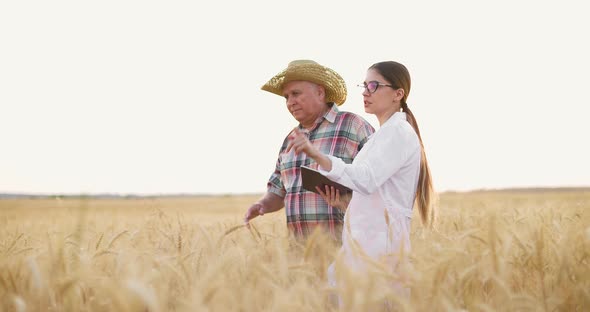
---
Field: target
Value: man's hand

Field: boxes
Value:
[244,202,266,224]
[243,192,285,226]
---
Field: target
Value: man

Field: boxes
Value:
[243,60,375,240]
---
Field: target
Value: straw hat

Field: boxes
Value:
[261,60,347,105]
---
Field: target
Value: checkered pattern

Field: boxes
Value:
[267,104,374,239]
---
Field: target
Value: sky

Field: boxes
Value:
[1,0,589,195]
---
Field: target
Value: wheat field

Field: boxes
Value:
[1,190,589,311]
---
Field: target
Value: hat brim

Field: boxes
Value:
[261,63,347,105]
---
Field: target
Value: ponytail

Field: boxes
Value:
[402,102,436,227]
[370,60,436,227]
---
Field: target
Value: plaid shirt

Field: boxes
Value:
[267,104,375,240]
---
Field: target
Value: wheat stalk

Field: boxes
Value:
[95,232,104,250]
[107,230,128,249]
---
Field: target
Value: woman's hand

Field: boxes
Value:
[316,185,351,212]
[286,128,333,171]
[286,128,319,158]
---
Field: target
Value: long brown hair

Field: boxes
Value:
[369,61,436,227]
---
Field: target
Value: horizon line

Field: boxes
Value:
[1,186,589,198]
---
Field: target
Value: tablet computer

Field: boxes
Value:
[300,165,352,195]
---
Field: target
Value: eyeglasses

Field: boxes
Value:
[357,81,395,94]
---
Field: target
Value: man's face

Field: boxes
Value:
[282,81,326,127]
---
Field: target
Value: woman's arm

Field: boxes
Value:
[285,128,333,171]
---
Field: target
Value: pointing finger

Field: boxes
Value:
[285,141,294,153]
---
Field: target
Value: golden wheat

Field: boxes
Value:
[0,191,588,311]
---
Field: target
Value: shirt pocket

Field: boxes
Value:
[279,152,302,193]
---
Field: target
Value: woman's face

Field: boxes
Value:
[361,69,399,116]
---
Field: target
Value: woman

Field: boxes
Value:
[286,61,435,299]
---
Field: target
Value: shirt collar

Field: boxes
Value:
[383,111,407,126]
[322,103,338,124]
[298,103,339,131]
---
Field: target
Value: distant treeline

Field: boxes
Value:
[444,187,590,194]
[1,187,589,199]
[0,193,262,199]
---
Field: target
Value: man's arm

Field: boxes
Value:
[243,192,284,224]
